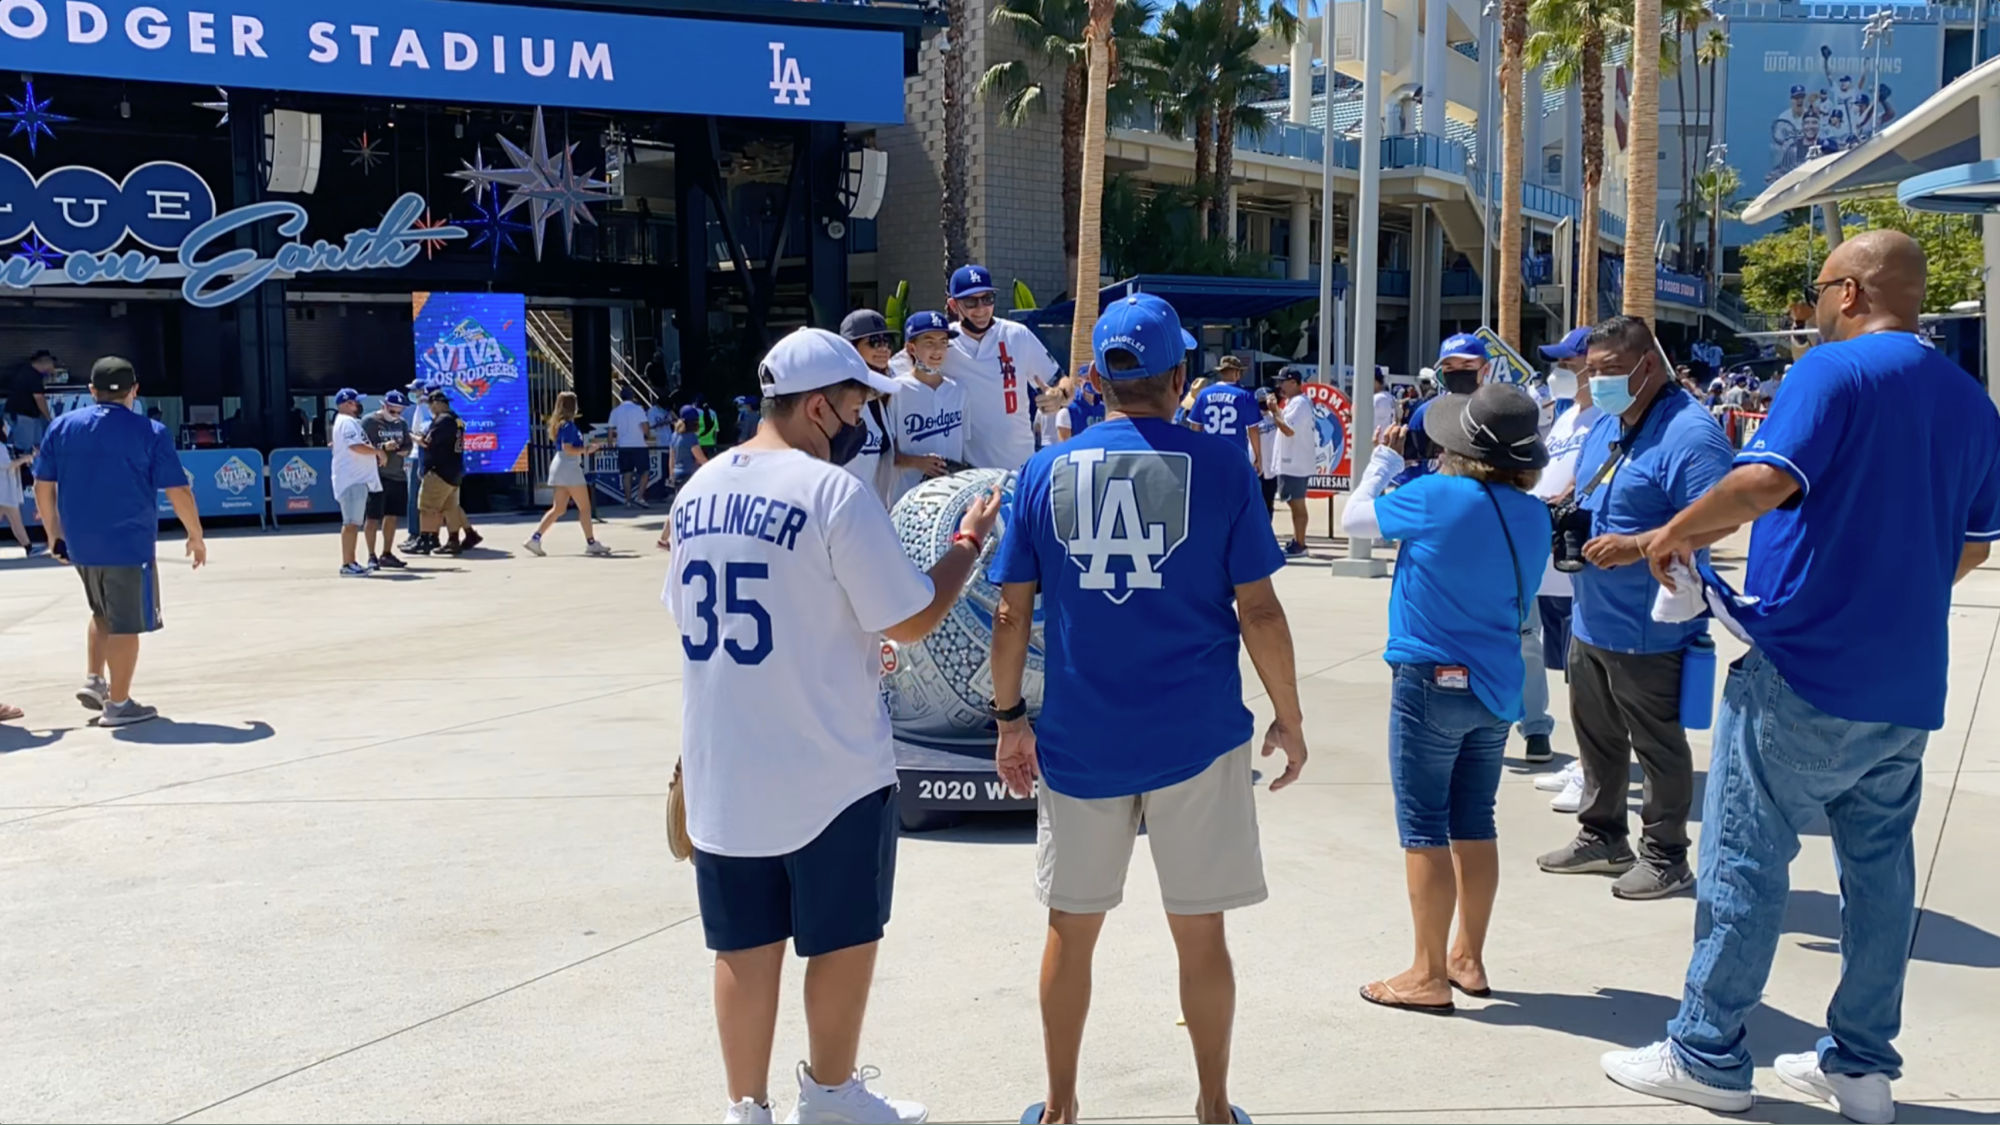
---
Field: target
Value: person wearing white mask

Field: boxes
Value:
[1524,327,1605,785]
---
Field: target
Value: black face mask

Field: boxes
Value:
[1440,368,1481,395]
[815,400,870,465]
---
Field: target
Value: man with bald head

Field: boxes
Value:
[1598,229,2000,1123]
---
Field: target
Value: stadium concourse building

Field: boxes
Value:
[0,0,934,487]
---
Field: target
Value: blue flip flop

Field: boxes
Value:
[1020,1104,1046,1125]
[1232,1106,1254,1124]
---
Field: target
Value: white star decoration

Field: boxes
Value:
[193,86,229,127]
[449,107,612,259]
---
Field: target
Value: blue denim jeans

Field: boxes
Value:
[1667,649,1928,1089]
[1388,662,1510,849]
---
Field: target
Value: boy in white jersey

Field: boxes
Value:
[887,310,968,505]
[942,264,1058,471]
[665,327,1001,1125]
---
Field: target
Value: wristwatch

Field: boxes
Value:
[988,697,1028,723]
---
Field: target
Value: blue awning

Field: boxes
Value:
[1014,274,1339,329]
[1898,159,2000,213]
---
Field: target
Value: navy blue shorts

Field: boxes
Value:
[693,786,898,956]
[1538,595,1573,673]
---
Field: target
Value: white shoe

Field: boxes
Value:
[586,540,613,557]
[1775,1051,1895,1124]
[784,1062,927,1124]
[1550,772,1585,813]
[522,538,546,557]
[1535,760,1582,792]
[1601,1041,1753,1114]
[724,1097,776,1125]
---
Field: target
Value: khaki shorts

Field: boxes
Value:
[1036,743,1267,916]
[417,473,459,514]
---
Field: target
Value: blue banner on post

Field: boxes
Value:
[180,449,267,520]
[268,447,337,520]
[0,0,906,124]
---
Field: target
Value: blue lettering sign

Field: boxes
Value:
[0,0,905,124]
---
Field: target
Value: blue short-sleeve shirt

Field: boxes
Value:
[32,403,184,566]
[1571,390,1734,654]
[556,421,584,449]
[989,416,1286,799]
[1730,333,2000,730]
[1375,474,1553,721]
[1192,382,1259,458]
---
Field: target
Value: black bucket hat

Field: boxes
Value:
[1424,383,1548,470]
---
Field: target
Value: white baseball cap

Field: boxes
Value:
[757,327,901,398]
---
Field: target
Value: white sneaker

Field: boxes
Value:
[1601,1041,1753,1114]
[522,537,546,557]
[1775,1051,1895,1124]
[77,675,108,712]
[1535,760,1582,792]
[1550,772,1585,813]
[586,540,613,557]
[724,1097,776,1125]
[784,1062,927,1124]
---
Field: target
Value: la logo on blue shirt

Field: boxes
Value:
[1052,447,1190,604]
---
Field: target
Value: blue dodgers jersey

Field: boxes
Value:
[1733,333,2000,730]
[1571,390,1734,654]
[1192,382,1258,456]
[989,417,1286,798]
[1375,474,1553,721]
[31,404,185,567]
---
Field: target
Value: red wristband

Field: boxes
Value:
[953,531,983,552]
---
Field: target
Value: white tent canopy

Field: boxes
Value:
[1742,53,2000,224]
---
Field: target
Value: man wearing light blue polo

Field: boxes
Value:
[1536,316,1733,901]
[1601,230,2000,1124]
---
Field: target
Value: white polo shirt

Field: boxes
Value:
[942,318,1057,472]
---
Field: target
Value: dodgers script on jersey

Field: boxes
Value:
[990,417,1286,799]
[664,448,933,858]
[887,372,967,504]
[1193,382,1259,463]
[945,319,1058,472]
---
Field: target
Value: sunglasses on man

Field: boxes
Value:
[956,294,997,309]
[857,333,897,350]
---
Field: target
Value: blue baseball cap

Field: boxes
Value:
[949,264,997,299]
[734,395,754,407]
[1790,84,1807,97]
[904,310,958,340]
[1438,333,1489,364]
[1091,293,1197,380]
[1538,326,1592,362]
[382,390,409,407]
[333,388,362,406]
[678,405,700,423]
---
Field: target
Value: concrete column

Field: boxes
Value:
[1226,185,1241,248]
[1408,204,1431,375]
[1423,0,1448,137]
[1981,90,2000,399]
[1290,196,1314,280]
[1290,33,1314,126]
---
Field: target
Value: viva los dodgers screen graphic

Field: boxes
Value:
[412,292,530,474]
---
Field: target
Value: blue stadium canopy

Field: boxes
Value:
[1014,274,1340,329]
[1897,158,2000,213]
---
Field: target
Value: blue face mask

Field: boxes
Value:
[1590,359,1646,416]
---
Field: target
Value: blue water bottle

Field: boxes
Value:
[1680,632,1717,731]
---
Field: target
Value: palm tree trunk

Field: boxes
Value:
[940,0,972,272]
[1071,2,1115,371]
[1498,0,1527,348]
[1194,106,1215,239]
[1579,28,1604,325]
[1062,59,1087,293]
[1674,16,1691,271]
[1623,0,1662,323]
[1214,103,1237,244]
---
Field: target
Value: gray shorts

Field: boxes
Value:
[78,563,162,635]
[1276,475,1310,502]
[548,451,587,488]
[336,483,372,526]
[1036,743,1267,916]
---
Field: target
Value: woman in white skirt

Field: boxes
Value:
[525,391,612,557]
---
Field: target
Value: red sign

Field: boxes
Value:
[463,432,499,452]
[1300,383,1353,498]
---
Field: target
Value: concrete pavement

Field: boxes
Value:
[3,511,1998,1124]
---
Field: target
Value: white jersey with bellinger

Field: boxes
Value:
[663,448,934,858]
[944,317,1058,472]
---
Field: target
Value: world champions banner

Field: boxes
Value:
[412,292,530,474]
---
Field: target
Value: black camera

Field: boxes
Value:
[1550,502,1592,572]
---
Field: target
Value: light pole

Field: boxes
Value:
[1317,3,1338,393]
[1706,141,1726,308]
[1333,0,1390,578]
[1864,8,1894,142]
[1478,1,1498,330]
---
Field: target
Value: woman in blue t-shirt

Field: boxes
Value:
[525,391,610,558]
[1342,382,1552,1014]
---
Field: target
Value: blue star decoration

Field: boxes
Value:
[450,107,613,259]
[16,235,61,269]
[1,78,71,156]
[458,184,532,271]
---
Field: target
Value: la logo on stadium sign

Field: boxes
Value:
[213,455,256,496]
[768,42,810,106]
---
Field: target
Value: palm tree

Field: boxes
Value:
[1623,0,1663,322]
[1210,2,1299,243]
[941,0,972,271]
[1691,162,1740,288]
[1662,0,1706,270]
[1135,0,1285,242]
[978,0,1158,288]
[1070,0,1117,370]
[1527,0,1619,327]
[1499,0,1528,347]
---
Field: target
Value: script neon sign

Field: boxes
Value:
[0,192,465,307]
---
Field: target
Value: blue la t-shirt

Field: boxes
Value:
[1375,474,1553,721]
[32,403,185,567]
[1572,389,1734,654]
[1731,333,2000,730]
[1192,381,1259,459]
[989,416,1286,798]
